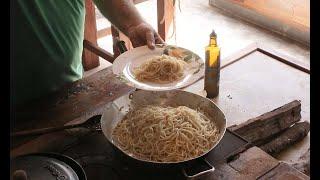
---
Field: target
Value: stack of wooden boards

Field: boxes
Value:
[228,100,309,176]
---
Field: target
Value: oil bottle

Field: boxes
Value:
[204,30,220,98]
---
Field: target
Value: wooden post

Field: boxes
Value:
[82,0,100,71]
[157,0,174,41]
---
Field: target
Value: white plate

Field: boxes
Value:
[113,45,204,91]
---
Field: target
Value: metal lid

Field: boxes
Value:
[11,153,86,180]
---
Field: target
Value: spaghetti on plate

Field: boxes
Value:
[134,55,187,83]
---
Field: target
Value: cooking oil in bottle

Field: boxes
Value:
[204,30,220,98]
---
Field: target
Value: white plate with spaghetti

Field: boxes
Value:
[113,44,204,91]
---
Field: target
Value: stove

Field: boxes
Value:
[58,129,250,180]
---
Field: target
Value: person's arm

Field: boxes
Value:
[93,0,163,49]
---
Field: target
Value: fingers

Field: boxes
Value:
[127,23,165,49]
[146,30,155,49]
[130,38,144,48]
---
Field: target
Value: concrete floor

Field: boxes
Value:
[85,0,310,78]
[86,0,310,164]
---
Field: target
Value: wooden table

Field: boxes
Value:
[185,43,310,162]
[11,43,310,179]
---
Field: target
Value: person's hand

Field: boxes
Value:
[127,23,164,49]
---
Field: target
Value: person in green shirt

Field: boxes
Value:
[11,0,163,106]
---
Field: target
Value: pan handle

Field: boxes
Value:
[181,158,215,179]
[116,40,128,54]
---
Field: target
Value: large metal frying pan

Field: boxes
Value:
[101,89,226,178]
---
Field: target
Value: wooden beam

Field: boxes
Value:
[259,121,310,155]
[82,0,100,71]
[258,162,309,179]
[83,40,114,63]
[226,100,310,176]
[157,0,175,41]
[228,100,301,144]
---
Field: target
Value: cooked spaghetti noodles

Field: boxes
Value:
[134,55,187,83]
[112,105,220,162]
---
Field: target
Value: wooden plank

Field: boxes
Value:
[11,67,135,149]
[82,0,100,71]
[157,0,174,41]
[260,121,310,155]
[83,39,114,63]
[228,147,279,179]
[228,100,301,144]
[211,164,252,180]
[224,100,310,176]
[257,44,310,73]
[210,148,304,180]
[220,43,310,73]
[258,162,310,180]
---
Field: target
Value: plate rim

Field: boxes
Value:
[112,45,204,91]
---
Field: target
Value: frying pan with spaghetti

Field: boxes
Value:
[100,90,226,178]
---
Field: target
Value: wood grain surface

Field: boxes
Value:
[11,67,134,149]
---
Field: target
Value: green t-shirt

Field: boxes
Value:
[12,0,85,105]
